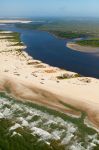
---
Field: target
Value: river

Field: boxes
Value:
[0,23,99,78]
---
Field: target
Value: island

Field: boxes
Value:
[67,38,99,52]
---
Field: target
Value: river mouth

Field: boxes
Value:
[0,23,99,78]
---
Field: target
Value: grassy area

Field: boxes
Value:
[48,31,86,39]
[76,39,99,47]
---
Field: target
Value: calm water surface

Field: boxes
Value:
[0,24,99,78]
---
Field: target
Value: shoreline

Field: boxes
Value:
[0,19,32,24]
[66,42,99,53]
[0,31,99,131]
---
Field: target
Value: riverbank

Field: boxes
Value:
[67,42,99,53]
[0,31,99,131]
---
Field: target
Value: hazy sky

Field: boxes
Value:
[0,0,99,18]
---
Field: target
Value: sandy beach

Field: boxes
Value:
[0,20,32,24]
[0,31,99,130]
[67,42,99,53]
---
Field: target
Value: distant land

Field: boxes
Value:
[0,19,32,24]
[13,17,99,52]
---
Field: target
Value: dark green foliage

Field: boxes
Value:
[0,118,62,150]
[49,31,86,39]
[0,92,99,150]
[0,118,66,150]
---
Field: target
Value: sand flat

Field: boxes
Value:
[67,42,99,53]
[0,20,32,24]
[0,31,99,130]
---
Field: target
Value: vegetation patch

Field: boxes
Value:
[0,92,99,150]
[57,73,81,80]
[76,38,99,47]
[50,31,86,39]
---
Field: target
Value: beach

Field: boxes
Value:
[67,42,99,53]
[0,20,32,24]
[0,31,99,130]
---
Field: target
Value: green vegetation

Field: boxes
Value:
[15,23,88,39]
[0,92,99,150]
[76,38,99,47]
[49,31,86,39]
[15,19,99,38]
[15,23,87,39]
[57,73,81,80]
[0,119,58,150]
[0,92,97,134]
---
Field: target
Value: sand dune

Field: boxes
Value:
[0,31,99,130]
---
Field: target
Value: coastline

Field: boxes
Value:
[0,19,32,24]
[0,31,99,131]
[66,42,99,53]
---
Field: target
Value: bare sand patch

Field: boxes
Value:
[67,42,99,53]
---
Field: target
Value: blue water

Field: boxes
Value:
[0,24,99,78]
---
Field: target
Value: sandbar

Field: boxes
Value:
[67,42,99,53]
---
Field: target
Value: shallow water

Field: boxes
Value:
[0,24,99,78]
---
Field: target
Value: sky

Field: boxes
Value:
[0,0,99,18]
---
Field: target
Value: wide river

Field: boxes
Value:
[0,23,99,78]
